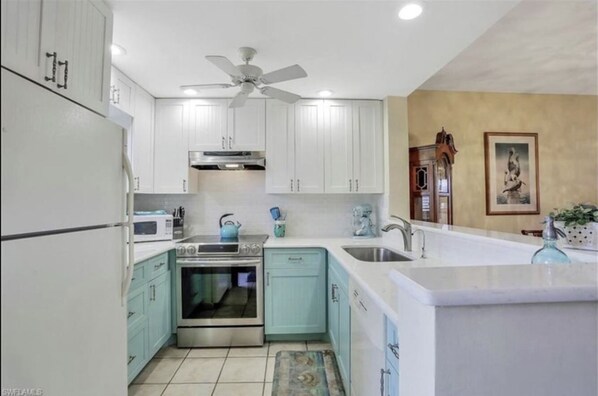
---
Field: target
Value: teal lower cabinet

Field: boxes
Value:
[328,254,351,393]
[265,249,326,336]
[384,316,400,396]
[127,252,172,384]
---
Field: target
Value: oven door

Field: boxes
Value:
[176,258,263,327]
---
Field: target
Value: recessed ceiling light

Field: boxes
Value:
[318,90,333,97]
[398,2,423,20]
[111,43,127,56]
[183,88,198,95]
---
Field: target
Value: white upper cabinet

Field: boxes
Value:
[228,99,266,151]
[294,99,325,193]
[110,66,136,116]
[188,98,265,152]
[1,0,44,82]
[265,100,295,193]
[323,100,383,193]
[1,0,112,116]
[352,100,384,193]
[154,99,196,194]
[324,100,354,193]
[188,99,228,151]
[131,87,155,193]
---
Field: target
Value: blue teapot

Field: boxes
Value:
[219,213,242,239]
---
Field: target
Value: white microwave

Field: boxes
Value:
[133,214,173,242]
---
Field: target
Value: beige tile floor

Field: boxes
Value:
[129,341,332,396]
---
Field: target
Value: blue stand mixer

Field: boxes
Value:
[352,204,376,238]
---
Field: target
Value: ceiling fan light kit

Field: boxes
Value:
[181,47,308,108]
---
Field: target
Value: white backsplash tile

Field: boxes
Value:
[135,171,384,238]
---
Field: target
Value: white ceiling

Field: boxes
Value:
[108,0,597,99]
[109,0,518,99]
[419,1,598,95]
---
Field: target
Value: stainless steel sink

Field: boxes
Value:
[342,246,414,262]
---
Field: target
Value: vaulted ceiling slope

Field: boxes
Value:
[109,0,518,99]
[420,1,597,95]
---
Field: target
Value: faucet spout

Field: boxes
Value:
[381,215,413,252]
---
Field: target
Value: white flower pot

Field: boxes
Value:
[554,221,598,251]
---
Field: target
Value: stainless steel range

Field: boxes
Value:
[175,235,268,347]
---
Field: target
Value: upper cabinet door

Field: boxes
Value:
[228,99,265,151]
[265,100,295,193]
[131,87,155,193]
[110,66,136,116]
[352,100,384,193]
[38,0,112,116]
[1,0,44,82]
[153,100,189,193]
[324,100,354,193]
[188,99,228,152]
[294,100,324,193]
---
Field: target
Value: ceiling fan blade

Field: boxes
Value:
[260,64,307,85]
[180,83,235,90]
[206,55,243,79]
[260,86,301,104]
[229,91,249,108]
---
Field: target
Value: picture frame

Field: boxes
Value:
[484,132,540,215]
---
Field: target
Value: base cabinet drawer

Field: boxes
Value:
[127,286,147,328]
[127,321,148,384]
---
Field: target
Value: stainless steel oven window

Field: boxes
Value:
[176,259,263,327]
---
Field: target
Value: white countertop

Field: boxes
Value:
[133,240,176,264]
[264,237,598,321]
[390,264,598,306]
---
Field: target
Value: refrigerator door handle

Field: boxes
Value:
[121,152,135,305]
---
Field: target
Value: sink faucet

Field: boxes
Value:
[381,215,412,252]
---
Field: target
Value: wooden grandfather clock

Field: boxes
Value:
[409,127,458,225]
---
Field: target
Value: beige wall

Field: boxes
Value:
[385,96,410,219]
[406,90,598,234]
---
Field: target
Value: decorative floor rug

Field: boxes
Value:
[272,350,346,396]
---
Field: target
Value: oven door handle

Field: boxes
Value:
[176,259,262,267]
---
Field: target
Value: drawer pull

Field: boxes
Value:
[331,283,338,303]
[287,257,303,261]
[127,311,135,319]
[380,368,391,396]
[45,52,57,82]
[57,59,68,89]
[154,262,165,270]
[128,355,136,365]
[131,277,136,281]
[387,343,400,359]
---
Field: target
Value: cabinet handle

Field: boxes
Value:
[349,179,352,192]
[221,136,226,150]
[57,60,69,89]
[359,299,368,312]
[149,284,155,301]
[266,272,270,287]
[45,52,57,82]
[331,283,338,302]
[290,179,294,192]
[154,262,165,270]
[228,136,232,150]
[127,311,135,319]
[356,179,359,192]
[297,179,300,192]
[133,177,139,191]
[380,368,391,396]
[183,179,187,192]
[113,87,120,104]
[288,257,303,262]
[387,343,400,360]
[128,355,136,365]
[131,277,136,281]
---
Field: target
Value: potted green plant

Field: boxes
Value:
[550,203,598,250]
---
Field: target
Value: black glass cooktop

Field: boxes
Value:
[179,235,269,244]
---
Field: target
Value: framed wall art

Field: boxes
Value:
[484,132,540,215]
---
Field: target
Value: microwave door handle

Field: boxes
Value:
[121,152,135,305]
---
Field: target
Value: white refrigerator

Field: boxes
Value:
[1,68,134,395]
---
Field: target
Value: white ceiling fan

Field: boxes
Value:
[181,47,308,108]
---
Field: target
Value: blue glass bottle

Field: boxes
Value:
[531,216,571,264]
